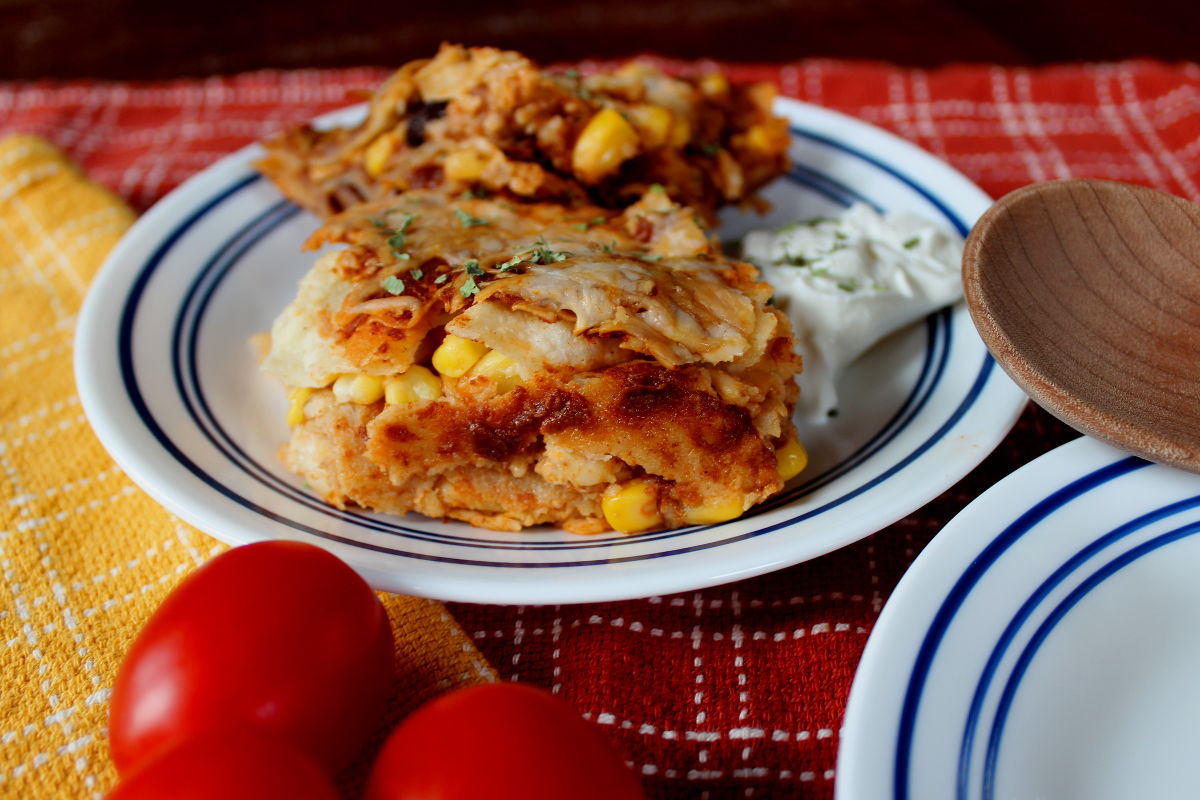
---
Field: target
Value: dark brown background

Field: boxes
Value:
[2,0,1196,80]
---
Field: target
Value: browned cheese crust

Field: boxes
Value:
[256,43,790,221]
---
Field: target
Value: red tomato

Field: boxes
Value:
[364,683,646,800]
[109,540,394,776]
[107,729,340,800]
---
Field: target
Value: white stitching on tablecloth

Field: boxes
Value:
[886,71,921,146]
[990,67,1046,182]
[1091,63,1172,192]
[1117,63,1199,200]
[910,70,949,160]
[473,613,868,642]
[1014,68,1071,180]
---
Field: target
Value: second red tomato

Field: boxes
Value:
[365,682,647,800]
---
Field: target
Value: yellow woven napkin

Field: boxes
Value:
[0,136,496,799]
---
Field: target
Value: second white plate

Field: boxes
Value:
[75,98,1026,604]
[838,435,1200,800]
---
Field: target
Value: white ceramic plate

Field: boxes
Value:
[837,435,1200,800]
[75,98,1025,604]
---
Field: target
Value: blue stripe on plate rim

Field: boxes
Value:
[978,511,1200,799]
[891,453,1200,799]
[117,123,995,567]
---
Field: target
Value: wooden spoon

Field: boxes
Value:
[963,178,1200,473]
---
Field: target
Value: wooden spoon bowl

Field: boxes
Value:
[963,178,1200,472]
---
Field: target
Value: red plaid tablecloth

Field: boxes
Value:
[4,58,1197,799]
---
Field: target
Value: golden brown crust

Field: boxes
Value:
[287,361,795,533]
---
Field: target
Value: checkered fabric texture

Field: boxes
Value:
[2,57,1198,798]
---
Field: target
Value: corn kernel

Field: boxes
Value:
[364,134,396,177]
[602,479,663,533]
[431,335,489,378]
[332,373,385,405]
[384,365,443,406]
[444,149,487,182]
[286,387,313,426]
[683,495,745,526]
[668,114,692,148]
[776,436,809,482]
[572,108,640,183]
[468,350,523,394]
[699,72,730,99]
[627,105,673,149]
[744,122,788,153]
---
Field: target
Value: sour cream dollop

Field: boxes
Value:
[743,203,965,421]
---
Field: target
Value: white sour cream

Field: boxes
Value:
[742,203,965,421]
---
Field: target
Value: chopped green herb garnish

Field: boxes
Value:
[409,268,424,280]
[460,276,481,298]
[777,253,813,267]
[464,259,484,276]
[383,275,406,295]
[573,216,607,232]
[834,231,848,241]
[903,236,920,249]
[495,240,572,271]
[497,254,526,271]
[692,213,704,227]
[532,238,570,263]
[369,206,404,228]
[565,68,580,80]
[434,274,449,285]
[700,142,721,156]
[649,183,666,194]
[810,266,830,277]
[836,279,859,293]
[601,241,616,254]
[455,208,491,228]
[578,86,593,101]
[637,252,663,262]
[459,188,490,200]
[381,213,417,259]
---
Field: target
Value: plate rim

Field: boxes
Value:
[75,96,1025,603]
